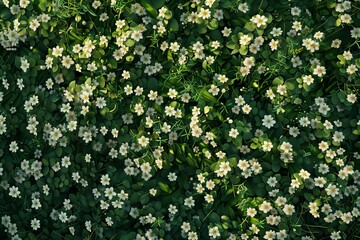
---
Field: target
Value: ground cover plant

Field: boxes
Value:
[0,0,360,239]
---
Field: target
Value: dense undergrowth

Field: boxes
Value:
[0,0,360,239]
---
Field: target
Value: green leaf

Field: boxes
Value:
[337,54,345,64]
[123,180,131,189]
[220,0,233,8]
[250,143,258,149]
[164,11,172,20]
[158,182,171,193]
[209,212,220,223]
[208,19,218,30]
[272,160,281,172]
[145,0,165,9]
[210,30,222,41]
[199,89,218,104]
[337,91,346,102]
[81,5,97,16]
[140,195,149,204]
[285,81,295,90]
[125,39,135,47]
[93,50,102,59]
[273,77,284,85]
[356,59,360,68]
[56,147,63,157]
[28,233,37,240]
[168,19,179,32]
[0,8,11,19]
[98,77,105,88]
[304,192,314,201]
[244,22,255,32]
[140,0,158,17]
[226,41,237,50]
[148,77,158,90]
[108,58,117,69]
[239,45,248,55]
[262,50,270,58]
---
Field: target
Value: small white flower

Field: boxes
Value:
[347,93,357,103]
[31,218,40,230]
[228,128,239,138]
[250,14,268,28]
[168,172,177,181]
[138,136,149,147]
[9,141,19,152]
[9,186,21,198]
[262,115,276,129]
[208,226,220,238]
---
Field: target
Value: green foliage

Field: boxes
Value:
[0,0,360,239]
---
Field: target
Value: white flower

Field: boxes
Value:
[330,231,341,240]
[188,231,198,240]
[270,27,283,37]
[134,103,144,115]
[247,207,257,217]
[168,204,178,215]
[19,0,30,8]
[67,121,77,131]
[215,162,231,177]
[96,97,106,108]
[9,141,19,152]
[283,204,295,215]
[346,64,358,74]
[228,128,239,138]
[239,34,251,46]
[138,136,149,147]
[52,46,64,57]
[208,226,220,238]
[181,222,191,233]
[269,39,279,51]
[267,176,278,187]
[238,3,249,13]
[199,8,211,19]
[313,65,326,77]
[184,196,195,208]
[332,131,345,143]
[61,55,74,69]
[276,85,287,95]
[61,156,71,168]
[242,104,252,114]
[221,27,232,37]
[99,13,109,21]
[291,7,301,16]
[149,188,157,196]
[122,70,131,79]
[262,115,276,129]
[259,201,273,213]
[104,187,116,200]
[167,88,178,99]
[51,128,62,141]
[29,19,40,31]
[20,58,30,72]
[9,186,21,198]
[168,172,177,181]
[302,75,314,85]
[85,220,92,232]
[250,14,267,28]
[31,198,41,209]
[331,39,341,48]
[262,141,273,152]
[101,174,111,186]
[351,27,360,38]
[31,218,40,230]
[347,93,357,103]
